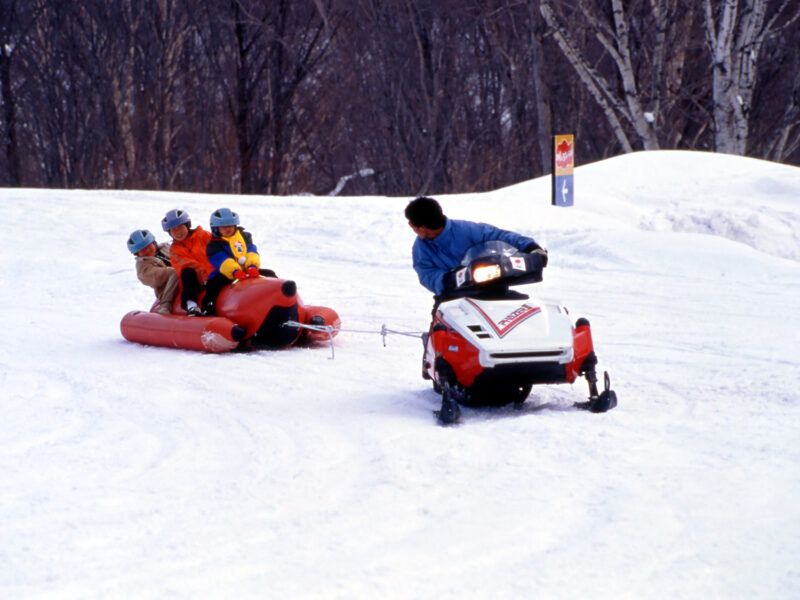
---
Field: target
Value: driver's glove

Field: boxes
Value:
[443,269,460,292]
[523,243,548,268]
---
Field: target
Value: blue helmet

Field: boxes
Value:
[127,229,156,254]
[210,208,240,236]
[161,208,191,232]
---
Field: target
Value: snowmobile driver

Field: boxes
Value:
[405,196,548,302]
[405,196,548,425]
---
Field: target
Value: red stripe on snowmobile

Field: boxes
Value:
[465,299,541,338]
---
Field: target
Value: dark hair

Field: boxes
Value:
[405,196,446,229]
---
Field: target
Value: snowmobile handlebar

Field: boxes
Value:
[441,241,544,300]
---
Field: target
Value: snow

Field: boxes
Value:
[2,150,799,598]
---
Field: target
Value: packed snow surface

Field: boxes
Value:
[2,151,799,598]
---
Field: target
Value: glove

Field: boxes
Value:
[533,248,548,268]
[246,266,260,279]
[523,243,548,268]
[443,269,459,291]
[233,269,247,281]
[442,267,468,293]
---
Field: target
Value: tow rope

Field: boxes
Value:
[283,321,424,360]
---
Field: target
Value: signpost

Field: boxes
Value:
[552,134,574,207]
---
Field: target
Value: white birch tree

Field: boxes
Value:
[539,0,684,151]
[704,0,800,154]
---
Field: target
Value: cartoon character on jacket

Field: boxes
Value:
[126,229,180,315]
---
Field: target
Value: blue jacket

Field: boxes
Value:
[411,218,537,295]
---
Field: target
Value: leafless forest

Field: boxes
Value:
[1,0,798,196]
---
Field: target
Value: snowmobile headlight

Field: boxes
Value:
[472,264,502,283]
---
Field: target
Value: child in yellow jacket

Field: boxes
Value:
[201,208,275,314]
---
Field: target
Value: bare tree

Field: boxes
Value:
[1,0,798,192]
[704,0,800,155]
[760,44,800,162]
[0,0,48,186]
[540,0,704,152]
[195,0,340,194]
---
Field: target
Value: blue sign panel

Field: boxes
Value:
[553,174,574,207]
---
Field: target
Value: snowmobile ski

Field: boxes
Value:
[574,371,617,413]
[434,381,461,425]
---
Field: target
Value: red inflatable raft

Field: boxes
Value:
[121,276,340,353]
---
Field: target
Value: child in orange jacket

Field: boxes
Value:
[161,209,214,316]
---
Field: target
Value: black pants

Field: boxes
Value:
[201,274,228,314]
[180,269,204,309]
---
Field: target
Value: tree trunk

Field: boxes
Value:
[528,1,553,173]
[539,1,634,152]
[0,46,21,185]
[703,0,799,155]
[609,0,659,149]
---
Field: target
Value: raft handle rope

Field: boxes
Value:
[283,321,424,360]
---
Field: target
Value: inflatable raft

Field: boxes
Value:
[121,276,339,353]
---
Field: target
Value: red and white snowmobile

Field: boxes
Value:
[423,241,617,424]
[121,276,339,353]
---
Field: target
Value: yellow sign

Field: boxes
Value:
[554,134,574,176]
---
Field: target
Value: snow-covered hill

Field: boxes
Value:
[2,151,799,598]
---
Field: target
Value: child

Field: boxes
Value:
[161,208,213,316]
[202,208,275,315]
[126,229,180,315]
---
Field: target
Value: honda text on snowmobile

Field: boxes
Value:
[423,240,617,424]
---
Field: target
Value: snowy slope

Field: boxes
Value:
[1,150,799,598]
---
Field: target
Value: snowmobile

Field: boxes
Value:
[422,240,617,424]
[121,275,339,353]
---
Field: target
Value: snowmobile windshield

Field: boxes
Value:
[460,240,519,266]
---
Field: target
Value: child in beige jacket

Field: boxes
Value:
[126,229,180,315]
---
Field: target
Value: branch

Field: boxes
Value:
[540,1,634,151]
